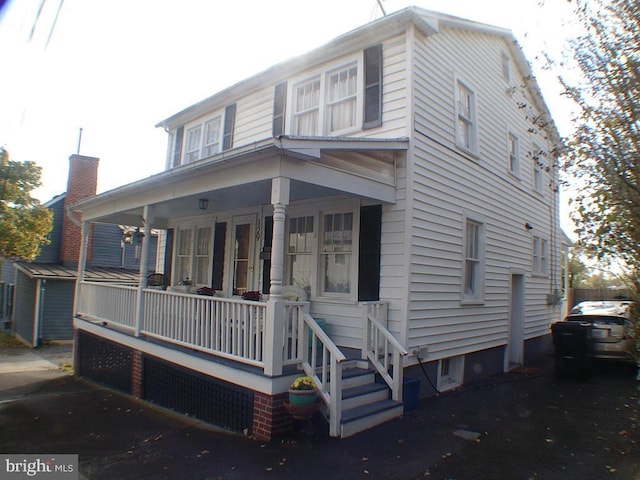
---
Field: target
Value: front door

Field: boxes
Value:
[230,215,256,296]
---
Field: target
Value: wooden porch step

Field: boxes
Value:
[340,399,404,438]
[342,381,390,410]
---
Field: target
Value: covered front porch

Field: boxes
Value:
[71,136,409,438]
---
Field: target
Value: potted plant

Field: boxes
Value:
[287,376,318,406]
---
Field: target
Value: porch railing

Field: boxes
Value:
[300,313,346,437]
[282,301,310,365]
[76,283,138,329]
[142,289,267,367]
[363,302,407,401]
[76,281,312,370]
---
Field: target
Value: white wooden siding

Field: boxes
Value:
[406,26,561,359]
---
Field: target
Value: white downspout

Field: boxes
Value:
[33,278,44,347]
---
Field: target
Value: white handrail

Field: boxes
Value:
[301,313,346,437]
[365,311,408,401]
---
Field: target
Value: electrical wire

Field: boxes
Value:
[417,355,440,395]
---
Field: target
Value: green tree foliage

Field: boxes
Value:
[0,147,53,260]
[562,0,640,270]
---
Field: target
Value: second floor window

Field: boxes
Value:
[455,79,477,153]
[202,117,222,157]
[508,132,520,175]
[185,126,202,164]
[533,236,548,275]
[292,61,361,136]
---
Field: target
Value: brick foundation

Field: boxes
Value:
[252,391,292,441]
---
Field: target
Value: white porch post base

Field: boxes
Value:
[263,299,285,376]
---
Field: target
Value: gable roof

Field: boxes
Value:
[156,6,558,144]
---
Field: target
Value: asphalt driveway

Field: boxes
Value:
[0,344,638,479]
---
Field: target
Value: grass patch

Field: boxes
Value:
[0,330,25,349]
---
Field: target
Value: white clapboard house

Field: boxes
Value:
[70,7,566,440]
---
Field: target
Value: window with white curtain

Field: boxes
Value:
[175,228,193,283]
[202,116,222,158]
[292,59,361,136]
[285,216,315,294]
[327,64,358,133]
[185,126,202,164]
[293,79,321,136]
[174,224,213,286]
[321,212,353,296]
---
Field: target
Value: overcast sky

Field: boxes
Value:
[0,0,577,221]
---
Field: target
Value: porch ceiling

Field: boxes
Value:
[73,136,408,227]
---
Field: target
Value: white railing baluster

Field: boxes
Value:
[77,282,271,368]
[362,302,408,402]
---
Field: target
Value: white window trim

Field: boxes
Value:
[171,219,215,288]
[284,213,317,298]
[532,235,549,276]
[181,110,226,165]
[318,207,359,300]
[288,55,364,137]
[437,355,465,392]
[532,142,545,194]
[508,131,520,177]
[454,75,479,155]
[461,214,485,305]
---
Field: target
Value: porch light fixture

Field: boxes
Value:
[525,222,533,230]
[198,198,209,210]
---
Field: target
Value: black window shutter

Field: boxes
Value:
[163,228,174,285]
[261,216,273,294]
[172,127,184,167]
[272,82,287,137]
[363,44,383,129]
[222,103,236,151]
[358,205,382,301]
[212,222,227,290]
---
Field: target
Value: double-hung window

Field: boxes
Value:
[532,143,544,193]
[455,79,478,153]
[286,216,315,294]
[293,79,321,136]
[172,104,235,167]
[292,60,361,136]
[327,64,358,133]
[463,218,484,302]
[174,224,213,286]
[185,125,202,164]
[533,236,548,275]
[321,212,353,296]
[202,116,222,157]
[508,132,520,176]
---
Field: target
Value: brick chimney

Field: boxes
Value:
[60,154,99,266]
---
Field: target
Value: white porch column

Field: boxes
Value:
[72,220,90,316]
[269,177,290,298]
[134,206,153,337]
[263,177,290,376]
